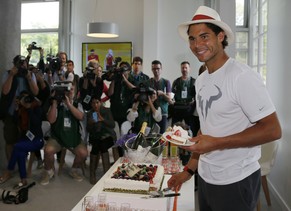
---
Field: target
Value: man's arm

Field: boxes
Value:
[2,68,17,95]
[27,72,39,96]
[167,152,199,191]
[188,112,281,154]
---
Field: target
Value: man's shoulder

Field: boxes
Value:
[140,72,150,79]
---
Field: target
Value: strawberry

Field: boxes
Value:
[174,130,181,136]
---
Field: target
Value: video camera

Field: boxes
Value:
[27,42,42,51]
[46,55,61,73]
[133,82,156,103]
[13,55,28,77]
[52,82,72,103]
[102,57,131,81]
[84,66,96,80]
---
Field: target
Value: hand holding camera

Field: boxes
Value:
[27,42,42,51]
[84,66,96,80]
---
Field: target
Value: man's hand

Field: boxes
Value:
[10,66,18,76]
[167,171,192,191]
[181,135,219,154]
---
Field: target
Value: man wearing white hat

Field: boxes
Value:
[167,6,281,211]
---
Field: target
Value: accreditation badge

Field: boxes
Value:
[26,130,35,141]
[83,95,91,104]
[181,90,187,99]
[64,117,71,128]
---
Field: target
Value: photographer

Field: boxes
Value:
[127,87,162,134]
[41,82,88,185]
[29,65,51,168]
[44,51,67,87]
[107,61,132,127]
[1,55,39,161]
[0,91,43,188]
[79,60,109,111]
[65,60,80,98]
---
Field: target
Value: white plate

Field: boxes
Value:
[162,132,195,146]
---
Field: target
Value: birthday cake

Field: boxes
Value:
[103,163,164,194]
[166,125,189,145]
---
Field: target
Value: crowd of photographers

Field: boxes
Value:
[0,42,198,188]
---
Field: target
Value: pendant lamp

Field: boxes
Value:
[87,22,119,38]
[86,0,119,38]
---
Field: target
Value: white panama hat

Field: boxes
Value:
[178,6,234,44]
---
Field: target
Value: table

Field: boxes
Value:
[71,158,195,211]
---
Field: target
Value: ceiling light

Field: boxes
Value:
[87,22,119,38]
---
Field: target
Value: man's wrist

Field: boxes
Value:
[183,166,195,176]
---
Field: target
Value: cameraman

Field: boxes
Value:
[79,60,109,112]
[40,82,88,185]
[127,89,162,134]
[44,51,68,87]
[1,55,39,161]
[107,61,132,127]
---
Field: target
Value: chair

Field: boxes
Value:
[257,141,279,211]
[121,121,132,136]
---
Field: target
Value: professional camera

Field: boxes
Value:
[22,94,35,104]
[27,42,42,51]
[133,82,155,103]
[13,55,28,77]
[102,57,131,81]
[52,82,72,103]
[47,55,61,73]
[84,66,96,80]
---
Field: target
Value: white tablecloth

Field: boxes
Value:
[71,159,195,211]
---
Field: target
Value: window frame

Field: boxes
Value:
[236,0,268,81]
[20,0,65,58]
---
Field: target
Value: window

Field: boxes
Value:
[235,0,249,64]
[235,0,268,81]
[250,0,268,81]
[21,1,60,65]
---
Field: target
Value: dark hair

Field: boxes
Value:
[132,56,143,65]
[205,23,228,49]
[151,60,162,66]
[13,55,27,66]
[67,60,74,66]
[91,94,101,102]
[119,61,131,69]
[181,61,190,66]
[187,23,229,49]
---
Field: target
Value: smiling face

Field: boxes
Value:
[188,23,226,69]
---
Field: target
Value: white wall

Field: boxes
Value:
[70,0,206,82]
[70,0,144,75]
[267,0,291,210]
